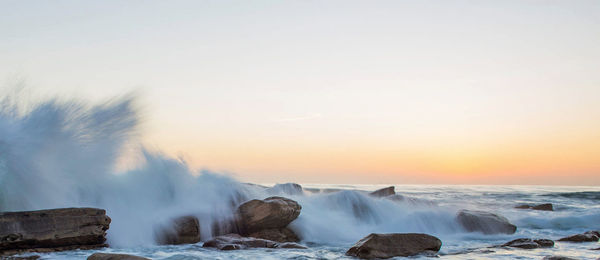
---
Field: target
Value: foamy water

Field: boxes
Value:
[1,93,599,259]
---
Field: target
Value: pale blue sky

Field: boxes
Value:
[1,0,599,184]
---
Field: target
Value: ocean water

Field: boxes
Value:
[1,94,599,259]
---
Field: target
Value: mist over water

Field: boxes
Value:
[1,92,599,259]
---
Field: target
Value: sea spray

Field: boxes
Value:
[0,93,249,246]
[0,92,525,248]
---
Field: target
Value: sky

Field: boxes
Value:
[1,0,599,185]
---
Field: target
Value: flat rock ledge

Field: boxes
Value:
[558,231,599,242]
[515,203,554,211]
[202,234,307,250]
[87,253,150,260]
[456,210,516,235]
[501,238,554,249]
[0,208,111,256]
[346,233,442,259]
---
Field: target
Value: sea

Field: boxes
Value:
[1,94,599,259]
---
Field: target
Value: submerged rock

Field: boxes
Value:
[543,256,578,260]
[202,234,306,250]
[387,194,437,206]
[369,186,395,197]
[346,233,442,259]
[276,242,308,249]
[0,208,110,253]
[267,183,304,196]
[87,253,150,260]
[248,227,299,243]
[558,231,599,242]
[515,203,554,211]
[154,215,201,245]
[236,196,301,234]
[501,238,554,249]
[456,210,516,234]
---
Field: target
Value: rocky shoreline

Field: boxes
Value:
[2,184,599,259]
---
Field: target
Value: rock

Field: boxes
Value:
[154,215,200,245]
[87,253,150,260]
[1,256,40,260]
[456,210,516,234]
[247,227,299,242]
[369,186,395,197]
[532,203,554,211]
[543,256,578,260]
[345,233,442,259]
[236,196,301,235]
[387,194,437,206]
[501,238,554,249]
[202,234,305,250]
[210,218,238,237]
[1,245,109,257]
[267,183,304,196]
[515,203,553,211]
[558,231,599,242]
[275,242,308,249]
[534,239,555,247]
[0,208,111,252]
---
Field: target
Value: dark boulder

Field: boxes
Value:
[346,233,441,259]
[202,234,306,250]
[456,210,516,234]
[534,239,555,247]
[247,227,299,243]
[515,203,554,211]
[369,186,395,197]
[558,231,599,242]
[154,216,200,245]
[87,253,150,260]
[236,196,301,235]
[501,238,554,249]
[0,208,110,252]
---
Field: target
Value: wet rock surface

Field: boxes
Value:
[456,210,517,234]
[202,234,306,250]
[154,215,201,245]
[247,227,299,243]
[0,208,111,253]
[236,196,301,235]
[369,186,395,197]
[346,233,442,259]
[558,231,599,242]
[501,238,554,249]
[515,203,554,211]
[543,256,579,260]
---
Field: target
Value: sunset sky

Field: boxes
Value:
[1,0,599,185]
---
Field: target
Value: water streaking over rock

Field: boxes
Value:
[1,93,600,259]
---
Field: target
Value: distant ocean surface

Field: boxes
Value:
[31,184,600,260]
